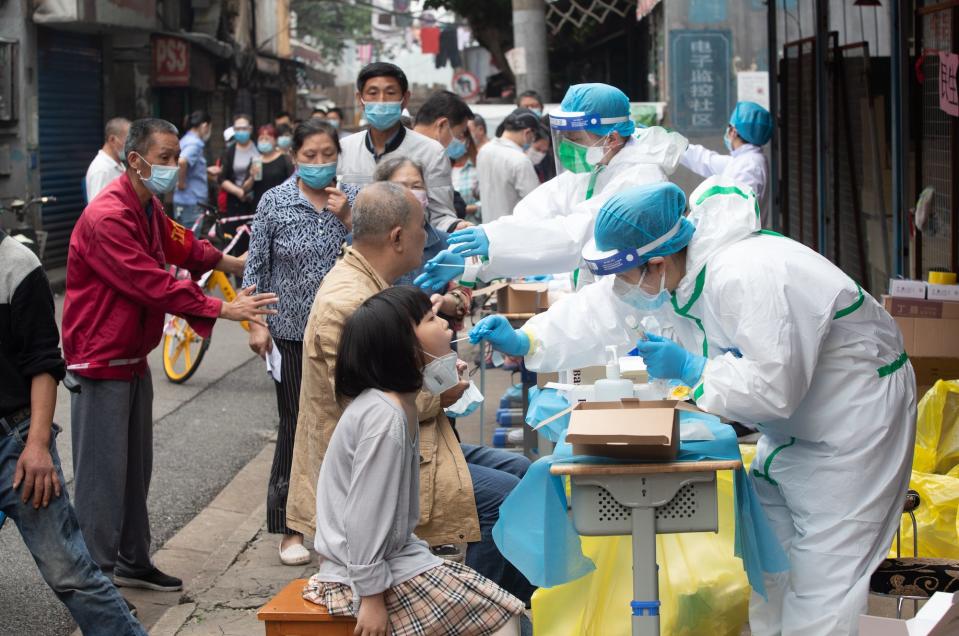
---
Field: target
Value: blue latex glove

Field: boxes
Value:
[469,315,530,356]
[635,332,706,387]
[414,250,464,292]
[448,226,490,257]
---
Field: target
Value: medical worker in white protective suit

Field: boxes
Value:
[681,101,771,225]
[470,178,917,636]
[415,83,688,292]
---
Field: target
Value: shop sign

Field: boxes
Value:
[669,30,732,134]
[153,36,189,87]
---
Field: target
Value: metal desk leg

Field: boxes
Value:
[632,508,660,636]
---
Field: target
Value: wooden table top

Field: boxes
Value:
[549,459,742,476]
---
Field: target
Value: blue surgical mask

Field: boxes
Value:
[234,130,252,144]
[723,130,733,153]
[257,141,274,153]
[446,136,467,160]
[298,161,336,189]
[134,153,178,195]
[327,119,340,130]
[530,108,543,118]
[364,101,403,131]
[277,135,292,149]
[612,269,670,311]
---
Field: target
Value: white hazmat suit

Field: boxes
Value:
[681,142,768,224]
[522,177,916,635]
[475,127,688,282]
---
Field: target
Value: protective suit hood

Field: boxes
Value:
[676,176,761,303]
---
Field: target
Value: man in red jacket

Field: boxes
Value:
[62,118,277,596]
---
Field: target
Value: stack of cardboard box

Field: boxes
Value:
[885,278,959,396]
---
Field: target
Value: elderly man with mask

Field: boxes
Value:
[415,83,688,292]
[471,178,916,635]
[287,182,535,608]
[62,118,277,597]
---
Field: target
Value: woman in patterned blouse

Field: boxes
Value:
[242,119,358,566]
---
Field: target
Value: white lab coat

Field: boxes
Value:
[477,127,689,281]
[681,143,768,225]
[522,177,916,635]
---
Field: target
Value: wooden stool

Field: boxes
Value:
[257,578,357,636]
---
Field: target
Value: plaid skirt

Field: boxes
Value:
[302,561,525,636]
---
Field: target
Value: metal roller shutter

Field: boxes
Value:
[38,29,102,268]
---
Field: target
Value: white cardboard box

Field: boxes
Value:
[859,592,959,635]
[926,283,959,302]
[890,278,928,299]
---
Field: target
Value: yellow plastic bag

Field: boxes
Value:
[914,380,959,475]
[531,456,753,636]
[893,470,959,559]
[884,381,959,559]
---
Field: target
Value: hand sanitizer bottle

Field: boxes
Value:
[593,346,635,402]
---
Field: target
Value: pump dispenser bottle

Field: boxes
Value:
[593,346,635,401]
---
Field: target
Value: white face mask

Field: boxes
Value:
[411,188,429,210]
[444,381,484,418]
[585,135,612,166]
[422,351,459,394]
[526,148,547,164]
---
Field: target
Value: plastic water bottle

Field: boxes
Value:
[252,156,263,182]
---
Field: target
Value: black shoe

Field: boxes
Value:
[114,567,183,592]
[124,597,138,617]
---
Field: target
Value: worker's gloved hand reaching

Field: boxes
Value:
[448,227,490,258]
[414,250,464,292]
[635,332,706,387]
[469,315,530,356]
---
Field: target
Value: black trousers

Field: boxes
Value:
[268,338,303,534]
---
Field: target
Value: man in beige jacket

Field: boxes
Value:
[287,182,534,602]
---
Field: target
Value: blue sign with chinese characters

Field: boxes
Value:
[669,30,732,134]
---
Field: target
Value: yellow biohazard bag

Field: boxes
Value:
[884,381,959,559]
[914,380,959,475]
[531,446,758,636]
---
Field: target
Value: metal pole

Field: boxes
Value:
[511,0,551,101]
[767,0,779,231]
[632,507,659,636]
[890,0,905,277]
[814,0,828,256]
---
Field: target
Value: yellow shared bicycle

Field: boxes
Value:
[162,203,252,383]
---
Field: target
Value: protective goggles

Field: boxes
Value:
[580,217,685,275]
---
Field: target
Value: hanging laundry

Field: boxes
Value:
[436,26,462,69]
[420,26,440,54]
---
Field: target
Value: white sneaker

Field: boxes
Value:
[279,542,311,566]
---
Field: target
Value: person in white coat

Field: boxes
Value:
[681,101,771,225]
[415,83,688,291]
[476,108,541,224]
[471,178,917,636]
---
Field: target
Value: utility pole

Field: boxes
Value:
[511,0,550,101]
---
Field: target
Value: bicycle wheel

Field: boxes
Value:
[162,316,210,383]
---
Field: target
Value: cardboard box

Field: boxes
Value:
[927,283,959,302]
[859,591,959,635]
[889,278,927,299]
[474,282,550,315]
[883,296,959,358]
[564,399,691,461]
[882,296,959,396]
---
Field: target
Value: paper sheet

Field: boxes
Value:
[265,344,281,383]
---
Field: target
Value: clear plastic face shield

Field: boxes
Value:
[580,217,686,276]
[549,111,630,175]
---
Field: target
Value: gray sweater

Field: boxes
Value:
[312,389,442,600]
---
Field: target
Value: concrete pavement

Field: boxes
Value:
[0,292,271,636]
